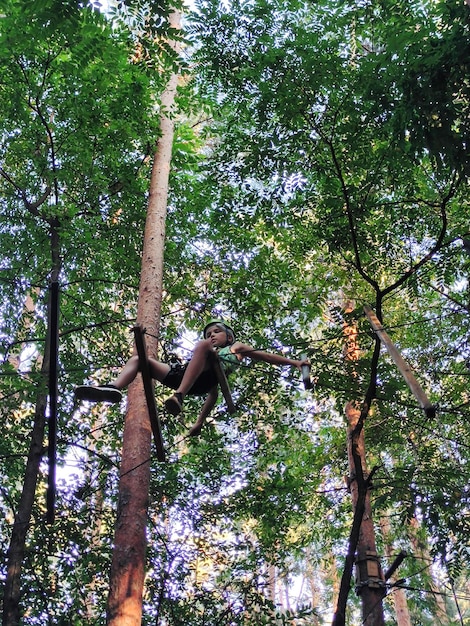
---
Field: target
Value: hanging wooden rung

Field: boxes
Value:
[133,325,166,462]
[209,351,236,414]
[364,306,436,419]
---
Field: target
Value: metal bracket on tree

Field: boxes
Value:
[354,549,386,596]
[133,325,166,462]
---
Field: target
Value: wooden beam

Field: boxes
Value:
[364,306,436,419]
[209,351,236,414]
[301,353,313,390]
[47,280,60,524]
[133,325,166,462]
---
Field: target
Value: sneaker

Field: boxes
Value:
[75,384,122,404]
[164,392,183,416]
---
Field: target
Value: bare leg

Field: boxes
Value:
[187,388,218,436]
[164,340,214,416]
[110,355,171,389]
[75,354,172,405]
[173,339,213,397]
[188,420,205,437]
[109,355,139,388]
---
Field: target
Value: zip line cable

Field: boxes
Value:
[390,583,470,603]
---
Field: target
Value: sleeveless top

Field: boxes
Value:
[216,345,240,375]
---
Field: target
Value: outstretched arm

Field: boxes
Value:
[231,342,309,370]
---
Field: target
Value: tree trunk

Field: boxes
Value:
[84,408,108,621]
[2,394,49,626]
[332,307,385,626]
[408,516,448,623]
[3,226,61,626]
[304,548,323,625]
[345,402,385,626]
[106,11,181,626]
[379,515,411,626]
[267,562,276,606]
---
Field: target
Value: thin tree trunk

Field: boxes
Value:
[304,548,323,625]
[332,306,385,626]
[3,224,60,626]
[2,394,49,626]
[408,516,448,624]
[379,515,411,626]
[267,562,276,606]
[84,407,108,621]
[106,11,181,626]
[345,402,385,626]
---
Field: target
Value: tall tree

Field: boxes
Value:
[188,0,470,621]
[106,9,183,626]
[0,1,166,622]
[333,306,385,626]
[2,192,59,626]
[1,0,470,622]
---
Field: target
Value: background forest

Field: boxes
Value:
[0,0,469,624]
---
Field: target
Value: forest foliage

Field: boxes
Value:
[0,0,469,624]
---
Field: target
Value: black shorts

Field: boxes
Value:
[162,363,218,396]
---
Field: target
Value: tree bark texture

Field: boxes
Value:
[332,310,385,626]
[106,11,181,626]
[408,516,448,623]
[380,516,411,626]
[345,402,385,626]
